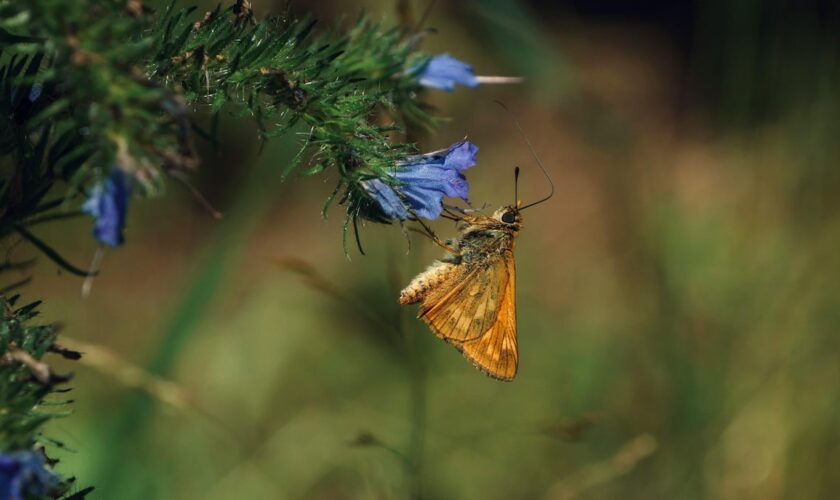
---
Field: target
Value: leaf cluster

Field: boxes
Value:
[1,0,439,257]
[0,294,89,498]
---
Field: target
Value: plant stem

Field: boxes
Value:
[403,244,428,500]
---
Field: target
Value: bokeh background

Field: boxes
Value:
[14,0,840,498]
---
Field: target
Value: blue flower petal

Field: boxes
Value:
[364,141,478,221]
[82,168,131,247]
[395,166,468,200]
[364,179,409,220]
[443,141,478,172]
[0,451,58,500]
[28,83,42,103]
[416,54,479,92]
[0,456,23,500]
[445,174,469,200]
[400,184,446,220]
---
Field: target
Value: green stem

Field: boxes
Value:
[407,339,427,500]
[403,245,427,500]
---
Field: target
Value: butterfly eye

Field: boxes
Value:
[501,211,516,224]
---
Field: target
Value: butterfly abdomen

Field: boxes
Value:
[399,261,458,306]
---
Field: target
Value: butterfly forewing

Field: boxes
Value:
[420,257,510,343]
[457,257,518,380]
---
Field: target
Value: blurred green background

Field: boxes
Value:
[15,0,840,498]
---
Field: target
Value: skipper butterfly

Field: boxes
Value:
[399,204,523,380]
[399,106,553,381]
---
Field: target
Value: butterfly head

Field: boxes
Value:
[492,205,522,232]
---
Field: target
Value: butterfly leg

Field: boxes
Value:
[441,205,464,220]
[406,227,460,255]
[412,217,461,255]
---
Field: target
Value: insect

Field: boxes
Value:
[399,113,553,381]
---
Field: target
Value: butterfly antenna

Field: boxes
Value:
[416,0,437,32]
[494,101,554,210]
[514,166,521,207]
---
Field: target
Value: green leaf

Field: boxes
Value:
[25,98,70,130]
[14,225,97,278]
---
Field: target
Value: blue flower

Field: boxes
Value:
[415,54,479,92]
[365,141,478,220]
[82,168,132,247]
[28,83,42,103]
[0,451,59,500]
[9,83,43,105]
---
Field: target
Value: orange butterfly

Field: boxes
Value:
[400,112,554,380]
[399,203,524,380]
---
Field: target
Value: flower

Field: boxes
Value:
[28,83,42,103]
[82,168,132,247]
[0,451,59,500]
[365,141,478,221]
[414,54,479,92]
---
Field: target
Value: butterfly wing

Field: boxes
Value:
[455,256,518,381]
[414,254,519,381]
[419,256,511,343]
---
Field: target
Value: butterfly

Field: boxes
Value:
[399,110,554,380]
[399,203,524,380]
